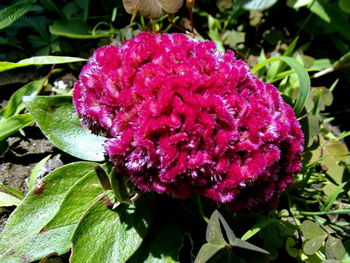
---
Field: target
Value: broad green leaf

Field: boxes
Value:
[252,56,311,116]
[44,165,107,230]
[303,235,327,255]
[70,194,154,263]
[0,162,96,263]
[194,243,224,263]
[129,222,184,263]
[326,236,346,260]
[0,56,86,72]
[235,0,278,10]
[0,192,21,207]
[0,114,34,141]
[300,220,326,239]
[0,0,35,30]
[0,78,45,118]
[286,237,299,258]
[0,184,24,199]
[24,96,106,161]
[206,210,227,245]
[49,19,111,39]
[28,155,51,191]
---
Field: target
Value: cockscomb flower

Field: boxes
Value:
[73,33,304,211]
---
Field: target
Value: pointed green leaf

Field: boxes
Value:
[44,165,108,230]
[0,78,45,118]
[24,96,106,161]
[28,155,51,191]
[252,56,311,116]
[70,194,154,263]
[0,56,86,72]
[194,243,224,263]
[300,220,327,239]
[0,0,35,30]
[0,162,96,263]
[217,211,236,245]
[206,210,227,246]
[0,184,24,199]
[303,235,327,255]
[0,192,21,207]
[241,217,277,241]
[232,238,269,254]
[0,114,34,141]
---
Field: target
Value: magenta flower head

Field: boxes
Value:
[73,33,304,211]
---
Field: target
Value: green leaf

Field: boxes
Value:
[252,56,311,116]
[309,0,330,23]
[0,192,21,207]
[24,96,106,161]
[28,155,51,191]
[300,220,327,239]
[339,0,350,13]
[0,0,35,30]
[241,217,277,241]
[322,182,346,212]
[0,56,87,72]
[0,78,45,118]
[303,235,327,255]
[326,236,346,260]
[70,194,154,263]
[194,243,224,263]
[0,114,34,141]
[44,165,107,230]
[49,19,111,39]
[0,184,24,199]
[286,237,299,258]
[232,238,269,254]
[206,210,227,246]
[129,222,184,263]
[0,162,96,262]
[235,0,278,10]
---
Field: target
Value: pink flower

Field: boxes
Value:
[73,33,304,211]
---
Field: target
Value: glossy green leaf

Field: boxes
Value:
[44,165,107,230]
[70,194,154,263]
[235,0,278,10]
[206,210,227,246]
[303,235,327,255]
[0,56,86,72]
[24,96,106,161]
[28,155,51,191]
[300,220,327,239]
[49,19,111,39]
[252,56,311,116]
[0,0,35,30]
[194,243,224,263]
[0,184,24,199]
[0,192,21,207]
[0,114,34,141]
[0,78,45,118]
[0,162,96,263]
[129,222,184,263]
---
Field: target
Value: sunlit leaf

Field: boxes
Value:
[235,0,278,10]
[0,56,86,72]
[300,220,326,239]
[0,114,34,141]
[24,96,106,161]
[194,243,224,263]
[303,235,327,255]
[156,0,183,14]
[326,236,346,260]
[0,184,24,199]
[28,155,52,191]
[0,192,21,207]
[206,210,227,245]
[0,0,35,30]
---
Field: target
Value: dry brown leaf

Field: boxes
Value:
[157,0,183,13]
[123,0,138,14]
[139,0,163,19]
